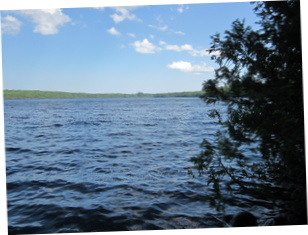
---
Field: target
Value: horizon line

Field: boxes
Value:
[3,89,203,95]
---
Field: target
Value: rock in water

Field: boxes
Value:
[231,211,258,227]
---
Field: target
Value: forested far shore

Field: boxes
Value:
[3,90,204,99]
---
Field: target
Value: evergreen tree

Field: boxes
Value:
[190,0,306,224]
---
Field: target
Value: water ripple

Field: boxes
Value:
[4,98,273,233]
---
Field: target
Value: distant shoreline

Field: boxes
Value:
[3,90,204,99]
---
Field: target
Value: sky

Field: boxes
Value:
[1,1,261,94]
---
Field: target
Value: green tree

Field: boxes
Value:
[190,0,306,224]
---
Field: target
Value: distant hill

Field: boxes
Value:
[3,90,204,99]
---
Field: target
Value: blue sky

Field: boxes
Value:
[1,1,260,94]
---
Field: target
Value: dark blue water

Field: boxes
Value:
[4,98,272,234]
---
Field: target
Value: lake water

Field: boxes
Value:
[4,97,273,233]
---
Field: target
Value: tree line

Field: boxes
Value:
[3,90,204,99]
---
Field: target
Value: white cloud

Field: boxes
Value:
[110,7,141,24]
[17,9,71,35]
[177,5,189,13]
[163,42,220,57]
[155,15,164,24]
[165,45,182,52]
[148,24,168,31]
[1,15,22,35]
[107,27,121,36]
[133,38,161,54]
[165,44,193,52]
[174,31,185,35]
[167,61,214,74]
[93,7,105,10]
[181,44,194,51]
[158,25,168,31]
[189,49,221,57]
[127,33,136,38]
[132,39,220,58]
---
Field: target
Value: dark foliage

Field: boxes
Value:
[3,90,203,99]
[190,0,306,224]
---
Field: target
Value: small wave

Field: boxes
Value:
[99,120,112,123]
[7,203,121,234]
[143,123,158,127]
[58,149,81,155]
[5,147,32,153]
[71,121,101,126]
[11,115,30,120]
[7,179,68,191]
[108,132,133,137]
[95,154,119,159]
[35,134,45,138]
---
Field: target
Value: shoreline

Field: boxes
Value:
[3,90,204,100]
